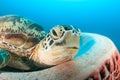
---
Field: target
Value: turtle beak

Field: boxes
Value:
[67,47,79,49]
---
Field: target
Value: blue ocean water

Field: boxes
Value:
[0,0,120,51]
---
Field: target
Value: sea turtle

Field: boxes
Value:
[0,15,81,71]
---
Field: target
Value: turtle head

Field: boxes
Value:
[38,25,81,66]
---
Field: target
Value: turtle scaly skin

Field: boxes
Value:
[0,15,81,70]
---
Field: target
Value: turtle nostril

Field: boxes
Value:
[72,30,75,34]
[60,29,62,31]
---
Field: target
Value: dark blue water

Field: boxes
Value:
[0,0,120,51]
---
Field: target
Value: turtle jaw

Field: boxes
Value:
[50,47,79,65]
[38,46,79,66]
[50,46,79,57]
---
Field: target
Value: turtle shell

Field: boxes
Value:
[0,15,46,56]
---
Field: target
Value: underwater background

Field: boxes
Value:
[0,0,120,51]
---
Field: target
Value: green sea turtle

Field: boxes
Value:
[0,15,81,71]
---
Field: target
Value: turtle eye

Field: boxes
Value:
[52,29,57,37]
[50,26,64,40]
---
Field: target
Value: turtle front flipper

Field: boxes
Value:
[0,49,10,69]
